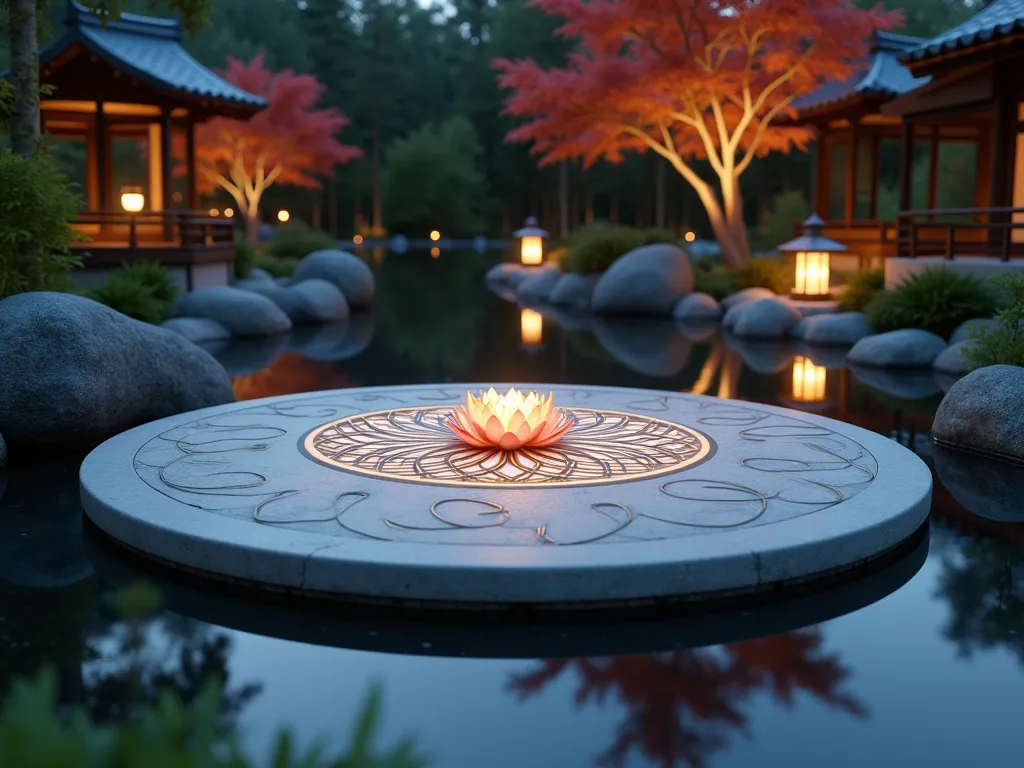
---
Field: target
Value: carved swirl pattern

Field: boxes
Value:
[131,387,880,548]
[302,407,713,487]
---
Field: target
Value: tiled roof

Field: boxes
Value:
[39,0,265,110]
[904,0,1024,62]
[793,31,930,115]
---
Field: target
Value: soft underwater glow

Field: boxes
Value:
[795,251,830,296]
[446,387,573,451]
[792,356,826,403]
[521,308,542,345]
[521,234,543,265]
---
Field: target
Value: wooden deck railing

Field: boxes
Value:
[895,207,1024,261]
[70,210,235,252]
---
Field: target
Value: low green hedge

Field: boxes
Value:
[836,268,884,312]
[561,224,679,274]
[266,221,336,262]
[964,273,1024,369]
[864,267,997,339]
[88,262,179,324]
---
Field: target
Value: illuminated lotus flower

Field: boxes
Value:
[445,387,574,450]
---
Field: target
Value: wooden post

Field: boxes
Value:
[845,122,859,221]
[898,120,913,212]
[869,134,880,219]
[186,121,197,210]
[95,100,108,210]
[160,109,172,209]
[927,125,939,211]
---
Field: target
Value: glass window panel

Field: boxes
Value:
[935,141,977,210]
[910,140,931,211]
[876,138,901,219]
[827,140,847,220]
[855,137,874,219]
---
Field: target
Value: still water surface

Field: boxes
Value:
[2,249,1023,767]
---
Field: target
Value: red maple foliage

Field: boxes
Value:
[194,54,362,241]
[494,0,902,266]
[507,628,865,768]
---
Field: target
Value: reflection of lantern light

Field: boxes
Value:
[430,230,441,242]
[513,216,548,266]
[430,246,440,258]
[445,388,573,450]
[684,231,696,243]
[778,213,845,301]
[521,308,542,346]
[120,186,145,213]
[224,208,234,218]
[210,208,219,216]
[792,356,826,403]
[277,210,290,223]
[353,235,363,245]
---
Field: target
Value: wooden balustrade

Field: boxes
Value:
[895,207,1024,261]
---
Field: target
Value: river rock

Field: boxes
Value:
[672,292,721,321]
[549,273,600,310]
[932,365,1024,464]
[516,266,562,303]
[591,243,694,315]
[933,444,1024,523]
[847,329,947,368]
[486,263,530,288]
[933,340,974,376]
[0,292,234,452]
[801,312,874,346]
[720,287,775,311]
[722,302,749,330]
[174,286,292,337]
[950,317,998,345]
[292,249,375,308]
[733,297,802,340]
[239,278,349,324]
[160,317,232,344]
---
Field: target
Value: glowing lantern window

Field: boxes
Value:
[778,213,846,301]
[120,186,145,213]
[521,308,543,346]
[513,216,549,266]
[792,356,826,403]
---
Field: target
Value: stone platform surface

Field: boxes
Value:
[80,384,932,608]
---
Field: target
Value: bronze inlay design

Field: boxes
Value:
[302,406,714,487]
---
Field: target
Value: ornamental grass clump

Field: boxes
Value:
[864,267,997,340]
[836,268,884,312]
[730,256,794,294]
[266,220,336,262]
[88,262,179,324]
[561,224,678,274]
[964,273,1024,369]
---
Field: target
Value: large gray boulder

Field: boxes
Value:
[672,292,721,321]
[239,278,349,324]
[160,317,231,344]
[292,249,375,307]
[722,302,749,330]
[932,340,975,376]
[933,365,1024,464]
[486,262,531,288]
[516,266,562,303]
[733,297,802,340]
[950,317,998,345]
[801,312,874,346]
[847,329,947,368]
[174,286,292,337]
[591,243,694,315]
[549,273,600,310]
[0,293,234,452]
[720,287,775,311]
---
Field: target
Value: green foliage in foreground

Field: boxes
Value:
[266,221,336,263]
[836,268,885,312]
[0,148,84,299]
[864,267,997,340]
[561,223,678,274]
[965,273,1024,369]
[730,256,794,294]
[0,668,426,768]
[234,233,257,279]
[88,262,179,324]
[693,264,735,300]
[253,254,300,278]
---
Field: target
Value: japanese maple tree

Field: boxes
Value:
[494,0,902,266]
[194,54,362,241]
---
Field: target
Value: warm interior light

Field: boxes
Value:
[430,230,441,242]
[684,231,696,243]
[521,308,542,345]
[278,210,291,223]
[120,186,145,213]
[209,208,219,216]
[794,250,830,296]
[353,234,364,245]
[224,208,234,218]
[521,234,543,265]
[792,356,826,403]
[430,246,440,258]
[446,388,573,451]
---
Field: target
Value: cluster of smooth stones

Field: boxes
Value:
[445,387,574,451]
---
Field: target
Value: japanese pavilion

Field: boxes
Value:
[790,0,1024,281]
[19,1,266,289]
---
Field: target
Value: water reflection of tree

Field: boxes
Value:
[232,353,356,400]
[508,629,865,768]
[375,251,488,377]
[936,540,1024,665]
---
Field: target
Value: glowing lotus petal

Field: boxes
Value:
[445,388,574,450]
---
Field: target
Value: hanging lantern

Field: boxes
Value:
[778,213,846,300]
[120,186,145,213]
[513,216,549,266]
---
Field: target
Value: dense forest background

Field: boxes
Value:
[0,0,989,239]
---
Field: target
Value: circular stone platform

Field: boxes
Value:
[80,384,933,608]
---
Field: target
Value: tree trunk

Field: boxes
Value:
[697,185,747,268]
[9,0,41,156]
[245,210,260,243]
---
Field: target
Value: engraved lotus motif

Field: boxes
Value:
[445,387,574,451]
